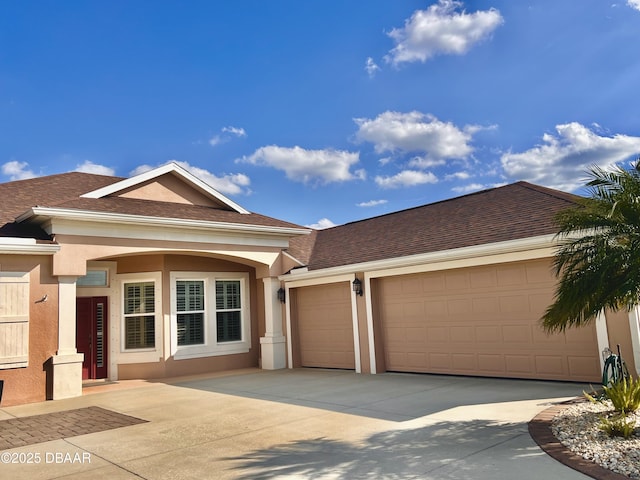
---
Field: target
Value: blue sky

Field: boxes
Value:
[2,1,640,229]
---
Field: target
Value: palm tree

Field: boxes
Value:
[542,160,640,333]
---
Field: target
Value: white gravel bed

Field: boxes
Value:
[551,399,640,478]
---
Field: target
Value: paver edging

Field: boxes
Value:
[528,401,629,480]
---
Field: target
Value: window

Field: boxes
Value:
[176,280,205,345]
[216,280,242,342]
[123,282,155,349]
[77,269,108,287]
[0,272,29,369]
[170,272,250,359]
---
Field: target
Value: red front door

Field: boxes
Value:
[76,297,108,380]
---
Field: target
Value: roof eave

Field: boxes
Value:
[17,206,311,237]
[280,234,558,281]
[0,237,60,255]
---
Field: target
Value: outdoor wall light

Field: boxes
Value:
[277,287,286,303]
[352,277,363,296]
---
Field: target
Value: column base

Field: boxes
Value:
[50,353,84,400]
[259,335,286,370]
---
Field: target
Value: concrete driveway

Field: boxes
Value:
[0,368,592,479]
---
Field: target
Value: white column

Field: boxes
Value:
[629,308,640,376]
[259,277,287,370]
[51,276,84,400]
[595,311,610,372]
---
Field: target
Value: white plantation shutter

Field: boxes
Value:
[0,272,30,369]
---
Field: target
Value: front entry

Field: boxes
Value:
[76,297,108,380]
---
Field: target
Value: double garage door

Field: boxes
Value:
[377,259,600,382]
[295,259,601,382]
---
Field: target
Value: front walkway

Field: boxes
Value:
[0,369,592,479]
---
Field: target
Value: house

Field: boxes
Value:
[0,164,637,406]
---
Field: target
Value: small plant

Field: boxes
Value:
[603,376,640,414]
[584,386,606,404]
[599,413,636,439]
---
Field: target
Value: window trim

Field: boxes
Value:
[176,278,206,346]
[170,272,251,360]
[117,272,163,363]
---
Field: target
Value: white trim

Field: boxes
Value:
[115,272,163,365]
[364,274,377,374]
[281,235,556,283]
[629,307,640,376]
[595,311,610,373]
[0,237,59,255]
[285,283,293,369]
[281,250,307,268]
[80,162,251,214]
[19,206,310,239]
[169,271,251,360]
[350,274,362,374]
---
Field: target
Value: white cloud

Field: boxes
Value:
[1,161,36,180]
[384,0,504,66]
[306,218,337,229]
[375,170,438,189]
[210,125,247,146]
[129,160,251,196]
[501,122,640,191]
[365,57,380,77]
[451,183,484,193]
[629,0,640,11]
[75,160,115,176]
[238,145,363,185]
[357,199,388,207]
[445,171,471,180]
[354,111,476,163]
[222,126,246,137]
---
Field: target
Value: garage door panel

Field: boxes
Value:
[472,297,500,314]
[497,264,527,285]
[501,325,531,343]
[469,268,498,288]
[568,356,600,378]
[447,298,471,315]
[535,356,565,376]
[296,283,355,370]
[478,354,505,373]
[378,259,600,382]
[450,326,474,342]
[505,355,533,374]
[452,353,477,370]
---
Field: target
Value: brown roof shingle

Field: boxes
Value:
[0,171,304,238]
[304,182,579,271]
[0,172,122,238]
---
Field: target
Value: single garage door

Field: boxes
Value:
[296,282,355,369]
[377,259,600,382]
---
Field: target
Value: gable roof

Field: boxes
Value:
[0,167,306,240]
[81,162,250,214]
[293,182,579,271]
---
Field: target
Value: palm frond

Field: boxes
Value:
[542,160,640,333]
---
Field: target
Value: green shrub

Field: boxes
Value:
[603,376,640,413]
[599,414,636,439]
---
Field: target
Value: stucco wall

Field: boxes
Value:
[113,254,260,379]
[0,255,58,406]
[605,309,637,376]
